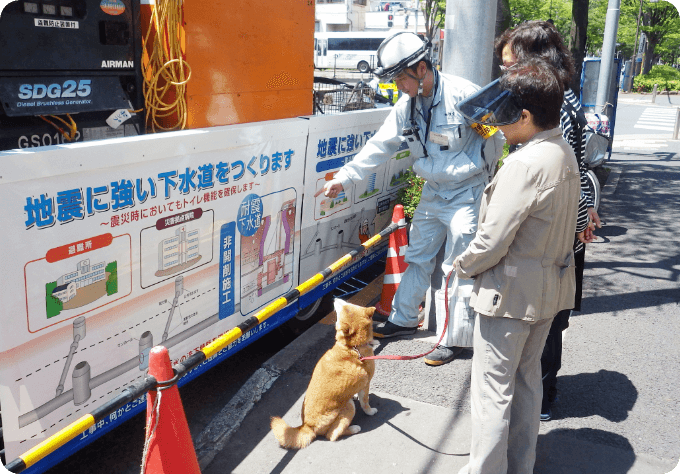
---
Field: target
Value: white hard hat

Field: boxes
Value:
[374,32,430,82]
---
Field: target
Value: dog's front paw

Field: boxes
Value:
[364,407,378,416]
[348,425,361,434]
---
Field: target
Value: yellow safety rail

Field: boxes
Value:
[5,219,401,473]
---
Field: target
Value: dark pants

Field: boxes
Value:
[541,248,585,413]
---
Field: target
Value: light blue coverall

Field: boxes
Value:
[335,69,503,346]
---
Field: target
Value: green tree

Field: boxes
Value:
[639,1,680,73]
[585,0,608,55]
[395,170,425,220]
[498,0,589,86]
[506,0,573,37]
[612,1,679,74]
[494,0,512,79]
[105,261,118,296]
[569,0,590,91]
[45,281,63,318]
[422,0,445,45]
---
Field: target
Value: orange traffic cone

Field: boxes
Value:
[141,346,201,474]
[375,204,409,316]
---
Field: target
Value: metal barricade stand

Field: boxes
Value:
[4,217,402,473]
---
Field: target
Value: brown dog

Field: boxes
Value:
[270,299,378,449]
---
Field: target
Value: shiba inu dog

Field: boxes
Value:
[270,299,378,449]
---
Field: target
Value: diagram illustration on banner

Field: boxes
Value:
[316,176,352,219]
[140,209,214,288]
[384,143,412,191]
[239,190,296,314]
[26,234,133,333]
[46,259,118,317]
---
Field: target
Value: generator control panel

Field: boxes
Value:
[0,0,144,151]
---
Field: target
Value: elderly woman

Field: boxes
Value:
[453,59,586,474]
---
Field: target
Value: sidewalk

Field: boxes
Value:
[618,91,680,106]
[196,150,680,474]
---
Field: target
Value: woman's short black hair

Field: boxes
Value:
[500,58,564,129]
[495,20,575,90]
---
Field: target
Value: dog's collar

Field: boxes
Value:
[352,343,374,358]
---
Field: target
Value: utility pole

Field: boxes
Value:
[441,0,497,86]
[595,0,620,115]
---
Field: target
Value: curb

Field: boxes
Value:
[601,164,622,198]
[193,273,384,470]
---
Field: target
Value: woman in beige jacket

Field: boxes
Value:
[454,59,584,474]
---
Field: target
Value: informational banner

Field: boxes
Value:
[0,119,308,464]
[298,108,412,308]
[0,108,410,470]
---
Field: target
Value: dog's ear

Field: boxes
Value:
[333,298,347,315]
[334,299,345,330]
[336,318,355,338]
[344,322,356,337]
[365,306,376,319]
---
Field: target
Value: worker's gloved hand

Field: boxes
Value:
[315,179,344,199]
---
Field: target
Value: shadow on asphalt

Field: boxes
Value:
[552,369,637,423]
[583,287,680,314]
[595,224,629,243]
[535,428,636,473]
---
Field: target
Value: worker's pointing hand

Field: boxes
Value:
[314,179,344,199]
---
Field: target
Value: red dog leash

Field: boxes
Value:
[361,269,457,361]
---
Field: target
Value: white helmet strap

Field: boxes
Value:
[400,66,428,96]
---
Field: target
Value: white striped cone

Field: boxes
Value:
[375,204,409,316]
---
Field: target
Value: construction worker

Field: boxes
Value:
[316,32,504,366]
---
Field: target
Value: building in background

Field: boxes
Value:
[315,0,428,35]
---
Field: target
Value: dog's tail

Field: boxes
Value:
[270,416,316,449]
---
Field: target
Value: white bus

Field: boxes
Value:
[314,32,389,73]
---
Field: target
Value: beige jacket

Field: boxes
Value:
[456,127,581,322]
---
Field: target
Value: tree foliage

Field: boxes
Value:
[45,281,63,319]
[639,1,680,72]
[506,0,680,77]
[422,0,445,44]
[586,0,680,70]
[608,0,678,72]
[507,0,574,38]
